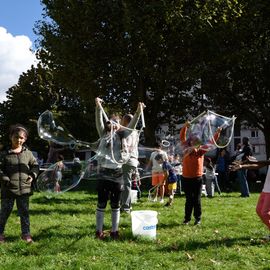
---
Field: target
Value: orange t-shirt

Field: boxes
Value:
[180,125,220,178]
[181,150,205,178]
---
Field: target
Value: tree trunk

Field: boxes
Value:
[143,119,158,147]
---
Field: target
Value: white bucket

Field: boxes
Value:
[130,190,138,204]
[131,210,158,239]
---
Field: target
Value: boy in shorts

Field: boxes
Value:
[148,143,168,203]
[155,154,178,206]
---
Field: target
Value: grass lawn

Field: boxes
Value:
[0,189,269,270]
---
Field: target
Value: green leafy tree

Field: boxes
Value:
[36,0,214,145]
[0,64,94,159]
[35,0,270,153]
[198,1,270,157]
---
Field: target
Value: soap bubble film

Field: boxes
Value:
[183,110,235,155]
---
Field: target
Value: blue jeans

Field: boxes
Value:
[237,169,250,197]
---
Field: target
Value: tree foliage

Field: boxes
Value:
[0,64,94,159]
[2,0,269,155]
[37,0,221,144]
[198,0,270,156]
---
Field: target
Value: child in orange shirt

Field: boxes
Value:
[180,121,221,225]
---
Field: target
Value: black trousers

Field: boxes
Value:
[0,195,30,235]
[182,177,202,221]
[97,179,124,209]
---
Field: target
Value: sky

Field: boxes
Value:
[0,1,44,102]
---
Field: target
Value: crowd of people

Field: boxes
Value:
[0,99,268,243]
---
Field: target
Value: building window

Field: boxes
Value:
[156,127,162,134]
[251,130,259,138]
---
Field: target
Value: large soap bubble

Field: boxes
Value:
[37,158,86,196]
[36,109,146,195]
[182,110,236,155]
[37,110,98,150]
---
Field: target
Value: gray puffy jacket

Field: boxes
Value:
[0,147,39,196]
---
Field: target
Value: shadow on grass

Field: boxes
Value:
[33,224,93,242]
[31,195,97,205]
[157,221,182,230]
[157,236,264,253]
[29,208,96,216]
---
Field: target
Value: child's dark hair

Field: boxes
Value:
[204,157,214,169]
[9,124,29,138]
[155,153,164,161]
[122,114,133,124]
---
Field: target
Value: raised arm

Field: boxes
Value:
[180,121,190,143]
[128,102,146,129]
[95,97,107,137]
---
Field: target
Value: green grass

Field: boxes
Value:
[0,190,270,270]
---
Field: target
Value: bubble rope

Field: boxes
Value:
[161,140,170,147]
[99,102,144,166]
[206,110,236,149]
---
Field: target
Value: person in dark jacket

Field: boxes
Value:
[0,124,39,243]
[237,137,253,197]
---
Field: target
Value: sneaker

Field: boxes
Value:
[110,231,119,240]
[152,197,158,202]
[183,220,190,225]
[164,202,172,207]
[159,199,164,204]
[240,194,250,198]
[95,231,105,240]
[0,234,5,243]
[194,220,201,226]
[21,234,33,243]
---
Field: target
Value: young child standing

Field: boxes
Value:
[0,124,39,243]
[204,157,221,197]
[53,154,65,192]
[180,121,222,225]
[147,143,168,203]
[131,167,142,199]
[155,154,178,206]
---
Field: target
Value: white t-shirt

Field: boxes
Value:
[262,166,270,193]
[150,150,168,173]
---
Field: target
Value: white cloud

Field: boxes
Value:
[0,27,38,102]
